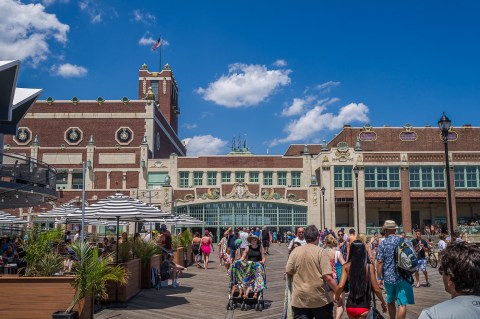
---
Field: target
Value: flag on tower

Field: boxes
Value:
[151,37,162,51]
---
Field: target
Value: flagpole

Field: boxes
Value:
[159,35,162,71]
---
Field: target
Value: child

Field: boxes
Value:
[223,247,233,271]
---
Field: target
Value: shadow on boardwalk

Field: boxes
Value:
[95,244,449,319]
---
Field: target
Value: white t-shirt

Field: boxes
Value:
[419,295,480,319]
[240,231,249,249]
[289,237,307,250]
[438,239,447,251]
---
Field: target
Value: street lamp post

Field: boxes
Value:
[321,186,326,230]
[353,166,360,235]
[438,113,454,236]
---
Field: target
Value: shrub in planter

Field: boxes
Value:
[21,227,64,276]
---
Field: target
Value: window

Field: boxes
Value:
[179,171,189,188]
[263,171,273,185]
[291,171,301,187]
[278,171,287,186]
[409,166,444,189]
[364,166,400,189]
[150,80,159,100]
[56,171,68,190]
[207,171,217,186]
[222,171,231,183]
[454,166,480,188]
[235,171,245,182]
[147,172,169,189]
[193,171,203,186]
[249,171,259,183]
[334,166,353,188]
[71,172,83,189]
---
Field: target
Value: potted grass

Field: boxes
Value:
[178,229,193,266]
[134,240,161,288]
[53,241,128,319]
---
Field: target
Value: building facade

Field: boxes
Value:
[4,64,480,238]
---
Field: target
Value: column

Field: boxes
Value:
[401,167,412,233]
[358,168,366,233]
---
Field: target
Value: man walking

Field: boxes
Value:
[286,225,340,319]
[418,242,480,319]
[288,227,306,254]
[411,230,430,288]
[377,220,415,319]
[261,226,271,255]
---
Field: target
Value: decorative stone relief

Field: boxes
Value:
[333,141,353,162]
[261,188,282,200]
[312,188,318,206]
[224,182,258,199]
[163,78,167,94]
[200,188,220,200]
[287,193,307,203]
[14,127,32,145]
[143,78,147,95]
[176,194,195,202]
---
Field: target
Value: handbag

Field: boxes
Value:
[366,263,385,319]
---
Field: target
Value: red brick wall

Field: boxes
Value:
[178,156,303,168]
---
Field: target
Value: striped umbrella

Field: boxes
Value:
[0,211,27,224]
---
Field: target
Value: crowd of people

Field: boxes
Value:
[284,221,480,319]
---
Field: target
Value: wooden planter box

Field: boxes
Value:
[140,254,162,289]
[173,247,184,267]
[106,258,141,302]
[0,275,92,319]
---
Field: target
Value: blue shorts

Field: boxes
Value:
[384,280,415,306]
[416,258,427,272]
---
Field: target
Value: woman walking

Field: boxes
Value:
[325,234,346,319]
[335,240,387,319]
[192,232,202,268]
[218,233,227,266]
[201,230,214,270]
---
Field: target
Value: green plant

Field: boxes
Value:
[21,227,64,277]
[37,251,64,276]
[171,235,179,250]
[134,240,160,267]
[66,241,128,316]
[178,229,193,262]
[117,241,132,262]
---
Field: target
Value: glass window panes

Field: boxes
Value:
[193,171,203,186]
[150,80,159,100]
[249,171,259,183]
[179,171,189,188]
[292,171,301,187]
[454,166,480,188]
[364,166,400,189]
[71,172,83,189]
[147,172,168,189]
[222,171,231,183]
[207,171,217,186]
[264,171,273,185]
[410,166,444,189]
[278,171,287,186]
[235,171,245,182]
[56,171,68,190]
[334,166,353,188]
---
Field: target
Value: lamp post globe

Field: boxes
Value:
[438,113,454,237]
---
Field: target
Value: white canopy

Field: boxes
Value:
[0,211,27,224]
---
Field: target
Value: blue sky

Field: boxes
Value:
[2,1,480,156]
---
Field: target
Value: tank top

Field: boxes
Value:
[326,247,337,279]
[346,264,372,308]
[261,231,269,241]
[247,244,262,262]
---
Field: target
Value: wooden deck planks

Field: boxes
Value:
[95,243,450,319]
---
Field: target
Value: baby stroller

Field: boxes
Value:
[226,260,266,311]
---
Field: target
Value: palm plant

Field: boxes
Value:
[178,229,193,263]
[134,239,160,267]
[66,241,128,317]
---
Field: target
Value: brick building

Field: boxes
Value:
[4,63,480,238]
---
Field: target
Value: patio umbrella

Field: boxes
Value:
[66,193,170,303]
[35,203,78,229]
[0,211,27,224]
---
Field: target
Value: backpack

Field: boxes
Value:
[394,237,418,284]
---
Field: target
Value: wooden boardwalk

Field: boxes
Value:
[95,244,450,319]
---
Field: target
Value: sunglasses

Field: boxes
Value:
[298,231,304,234]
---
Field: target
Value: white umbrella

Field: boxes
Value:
[36,203,77,219]
[0,211,27,224]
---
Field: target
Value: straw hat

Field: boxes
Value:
[382,220,398,230]
[247,234,259,243]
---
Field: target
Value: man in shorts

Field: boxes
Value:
[411,230,430,288]
[377,220,415,319]
[288,227,306,254]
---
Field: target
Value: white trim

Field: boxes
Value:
[154,117,185,156]
[138,77,172,81]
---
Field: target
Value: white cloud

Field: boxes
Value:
[271,102,369,146]
[132,9,156,24]
[182,123,198,130]
[42,0,69,5]
[281,96,315,117]
[273,59,287,67]
[0,0,69,67]
[51,63,88,77]
[79,0,117,24]
[182,135,228,156]
[315,81,340,94]
[138,34,169,47]
[197,63,291,108]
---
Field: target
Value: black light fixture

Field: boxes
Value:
[321,186,326,230]
[438,113,454,236]
[353,166,360,234]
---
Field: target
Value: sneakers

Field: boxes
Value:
[172,282,177,288]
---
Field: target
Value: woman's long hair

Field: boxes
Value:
[347,240,367,300]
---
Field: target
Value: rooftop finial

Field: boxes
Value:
[322,139,328,151]
[355,137,362,151]
[88,135,95,145]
